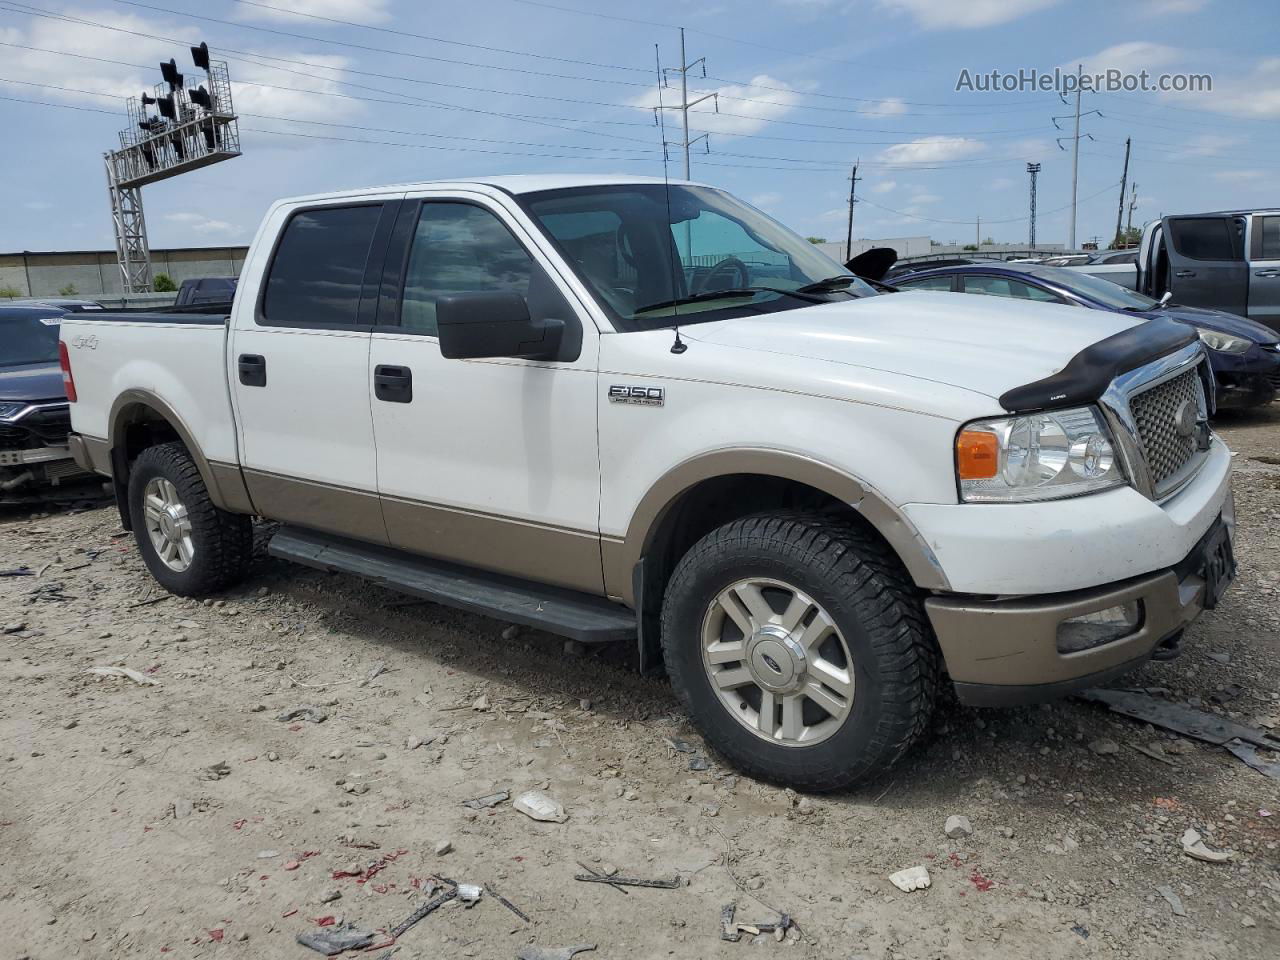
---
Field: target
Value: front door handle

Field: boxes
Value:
[1174,270,1196,278]
[238,354,266,387]
[374,364,413,403]
[1256,269,1280,278]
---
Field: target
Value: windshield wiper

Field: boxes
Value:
[634,285,828,314]
[795,275,858,293]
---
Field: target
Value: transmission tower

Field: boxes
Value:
[657,27,718,177]
[1026,162,1041,248]
[1053,64,1100,250]
[105,43,242,293]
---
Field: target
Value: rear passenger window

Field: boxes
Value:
[899,276,952,292]
[400,203,534,335]
[961,275,1016,298]
[262,205,382,327]
[1257,216,1280,260]
[1169,218,1237,261]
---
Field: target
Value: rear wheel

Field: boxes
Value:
[660,512,939,791]
[128,442,252,596]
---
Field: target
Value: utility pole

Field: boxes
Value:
[1054,64,1099,251]
[1114,136,1131,248]
[844,161,861,261]
[1126,181,1138,237]
[658,28,718,178]
[1026,162,1041,248]
[976,215,981,250]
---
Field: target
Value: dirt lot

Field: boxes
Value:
[2,411,1279,960]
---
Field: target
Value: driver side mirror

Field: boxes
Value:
[436,292,566,362]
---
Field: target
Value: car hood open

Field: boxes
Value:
[682,291,1148,401]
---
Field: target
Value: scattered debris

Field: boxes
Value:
[1155,885,1186,917]
[1224,739,1280,781]
[515,945,596,960]
[664,737,695,754]
[318,889,341,904]
[689,756,710,772]
[85,666,159,686]
[359,661,386,687]
[717,902,794,943]
[198,760,231,781]
[0,568,33,578]
[3,620,28,632]
[1077,689,1280,748]
[888,866,931,892]
[462,790,509,810]
[573,870,680,890]
[514,790,568,823]
[389,885,457,939]
[720,903,741,942]
[457,883,484,905]
[944,815,972,839]
[276,705,328,724]
[1180,828,1231,864]
[1129,743,1177,766]
[472,694,490,711]
[486,884,531,923]
[1089,738,1120,756]
[296,922,376,956]
[434,839,453,856]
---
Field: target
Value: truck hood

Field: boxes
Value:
[682,291,1146,400]
[0,362,65,404]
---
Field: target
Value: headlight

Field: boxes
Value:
[0,401,29,421]
[1195,327,1250,355]
[956,406,1126,502]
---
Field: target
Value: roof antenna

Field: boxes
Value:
[654,43,687,355]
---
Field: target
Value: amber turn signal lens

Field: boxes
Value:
[956,429,998,480]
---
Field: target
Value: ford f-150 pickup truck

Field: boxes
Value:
[60,176,1236,790]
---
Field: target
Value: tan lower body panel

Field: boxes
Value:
[70,434,112,476]
[243,470,604,595]
[925,568,1202,688]
[208,460,256,515]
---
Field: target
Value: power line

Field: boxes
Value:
[858,181,1121,227]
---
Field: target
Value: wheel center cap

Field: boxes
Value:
[745,626,806,693]
[159,507,183,541]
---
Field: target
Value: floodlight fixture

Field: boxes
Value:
[191,42,210,70]
[160,58,184,89]
[188,86,212,110]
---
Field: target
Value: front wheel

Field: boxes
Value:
[128,441,252,596]
[660,513,939,792]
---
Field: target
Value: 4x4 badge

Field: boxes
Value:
[608,385,664,407]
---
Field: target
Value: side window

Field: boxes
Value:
[401,203,534,335]
[1012,281,1062,303]
[960,275,1017,298]
[1256,216,1280,260]
[1169,217,1237,261]
[262,205,382,327]
[898,276,953,291]
[676,209,793,286]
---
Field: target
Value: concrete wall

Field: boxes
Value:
[0,247,248,298]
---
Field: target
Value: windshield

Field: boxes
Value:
[519,183,876,331]
[0,311,63,365]
[1029,266,1159,310]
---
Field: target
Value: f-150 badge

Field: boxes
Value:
[608,385,664,407]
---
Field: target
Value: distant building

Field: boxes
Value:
[0,246,248,299]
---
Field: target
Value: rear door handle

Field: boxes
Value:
[238,354,266,387]
[1256,269,1280,278]
[1174,270,1196,278]
[374,364,413,403]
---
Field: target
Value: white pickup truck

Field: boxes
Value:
[61,176,1236,790]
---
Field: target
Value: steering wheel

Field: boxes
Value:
[693,256,750,295]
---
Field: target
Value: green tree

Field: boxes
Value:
[0,284,22,299]
[962,244,978,252]
[1109,226,1142,249]
[805,236,827,245]
[153,273,178,292]
[58,283,78,296]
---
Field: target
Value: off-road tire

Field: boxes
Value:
[128,441,252,596]
[661,512,939,792]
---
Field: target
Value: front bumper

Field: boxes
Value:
[1210,344,1280,408]
[926,500,1234,706]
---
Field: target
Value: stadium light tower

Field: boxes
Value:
[104,43,242,293]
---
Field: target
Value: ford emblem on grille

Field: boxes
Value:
[1174,399,1197,440]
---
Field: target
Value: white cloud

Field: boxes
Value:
[1174,134,1239,158]
[164,212,240,235]
[909,192,940,205]
[0,8,360,124]
[1067,41,1184,77]
[1163,58,1280,118]
[871,180,897,194]
[1137,0,1209,13]
[234,0,393,25]
[631,74,800,136]
[878,136,986,165]
[1212,169,1266,183]
[877,0,1061,29]
[988,177,1015,191]
[867,97,908,117]
[749,192,783,209]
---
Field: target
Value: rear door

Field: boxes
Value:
[229,195,402,542]
[1247,213,1280,331]
[1164,215,1249,315]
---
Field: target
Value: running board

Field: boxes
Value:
[268,526,636,644]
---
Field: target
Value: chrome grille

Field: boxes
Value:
[1129,367,1203,494]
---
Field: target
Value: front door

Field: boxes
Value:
[230,196,402,542]
[1164,215,1249,316]
[366,194,604,593]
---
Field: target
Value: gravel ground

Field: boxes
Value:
[2,410,1279,960]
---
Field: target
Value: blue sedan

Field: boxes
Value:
[892,263,1280,409]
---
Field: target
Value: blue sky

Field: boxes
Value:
[1,0,1276,252]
